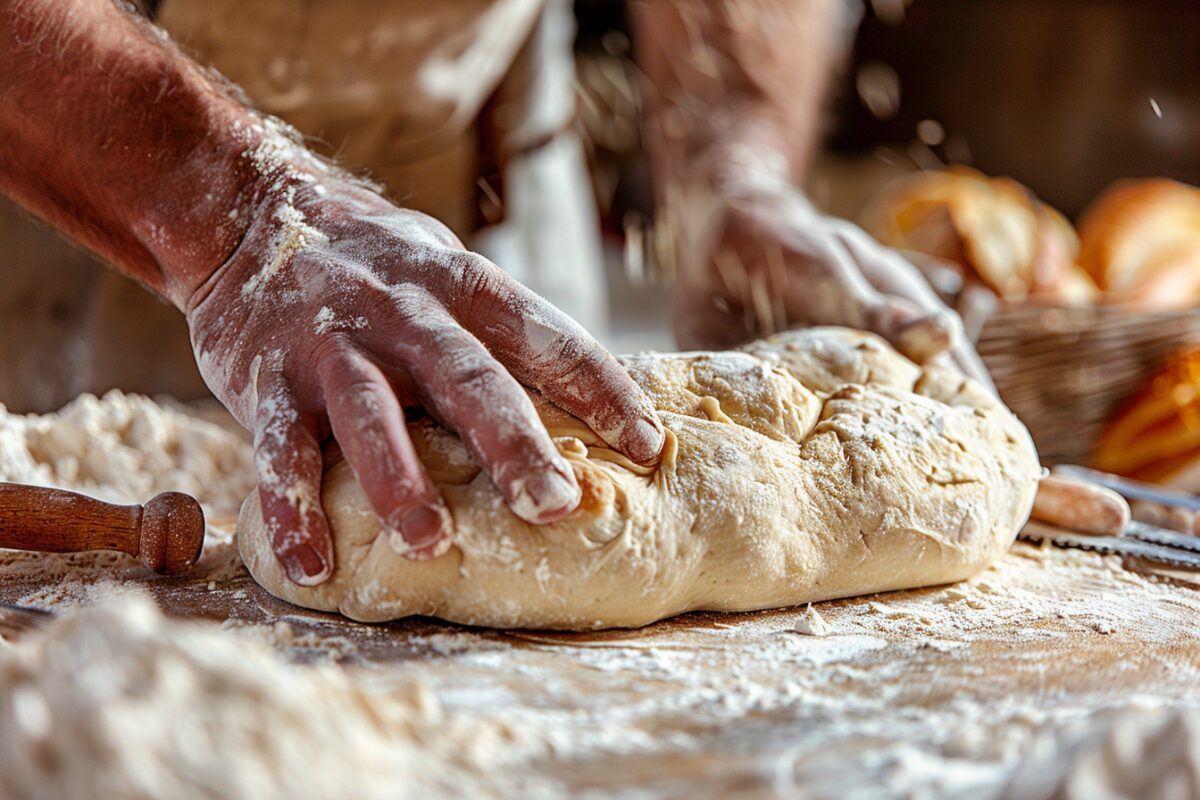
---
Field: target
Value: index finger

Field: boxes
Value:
[439,253,666,466]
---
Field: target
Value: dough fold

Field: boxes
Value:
[238,328,1039,629]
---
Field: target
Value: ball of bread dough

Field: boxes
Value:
[238,328,1039,630]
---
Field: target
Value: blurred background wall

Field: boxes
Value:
[827,0,1200,217]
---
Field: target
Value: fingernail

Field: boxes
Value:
[388,505,451,557]
[622,416,666,465]
[895,313,952,362]
[279,542,332,587]
[390,529,453,561]
[509,466,581,524]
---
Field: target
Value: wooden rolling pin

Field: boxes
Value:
[0,482,204,575]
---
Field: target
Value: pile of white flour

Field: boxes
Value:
[1002,705,1200,799]
[0,390,254,520]
[0,596,519,800]
[1,391,1198,798]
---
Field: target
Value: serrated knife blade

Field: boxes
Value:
[1019,521,1200,570]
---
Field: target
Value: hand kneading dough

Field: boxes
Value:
[238,328,1040,630]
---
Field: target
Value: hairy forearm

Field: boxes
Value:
[633,0,851,195]
[0,0,269,306]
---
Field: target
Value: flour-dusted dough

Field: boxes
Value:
[238,328,1040,630]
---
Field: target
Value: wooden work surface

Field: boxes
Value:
[2,526,1199,797]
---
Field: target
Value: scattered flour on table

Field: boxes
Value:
[367,545,1200,797]
[0,596,526,800]
[840,543,1196,644]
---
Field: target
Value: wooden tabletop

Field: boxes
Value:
[2,527,1198,796]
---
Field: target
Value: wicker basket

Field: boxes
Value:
[978,306,1200,464]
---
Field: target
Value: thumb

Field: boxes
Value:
[862,299,955,364]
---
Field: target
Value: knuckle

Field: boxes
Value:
[332,378,389,425]
[311,348,383,409]
[442,349,507,394]
[337,374,383,401]
[390,468,438,509]
[309,322,365,362]
[459,256,513,310]
[254,397,299,446]
[390,289,433,325]
[404,209,463,249]
[541,347,594,388]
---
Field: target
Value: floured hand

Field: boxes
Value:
[185,129,664,586]
[671,174,992,388]
[0,2,663,587]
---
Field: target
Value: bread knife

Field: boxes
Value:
[1123,519,1200,553]
[1019,520,1200,569]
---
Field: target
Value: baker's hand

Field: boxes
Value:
[186,168,664,586]
[671,177,992,387]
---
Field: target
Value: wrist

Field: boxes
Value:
[172,116,332,312]
[181,135,396,319]
[656,110,807,224]
[693,113,807,203]
[128,104,266,309]
[655,111,815,268]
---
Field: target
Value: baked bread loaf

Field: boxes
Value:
[862,167,1096,305]
[1093,345,1200,491]
[238,328,1040,630]
[1077,179,1200,312]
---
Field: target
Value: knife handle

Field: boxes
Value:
[1031,474,1130,536]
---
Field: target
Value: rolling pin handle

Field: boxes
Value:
[139,492,205,575]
